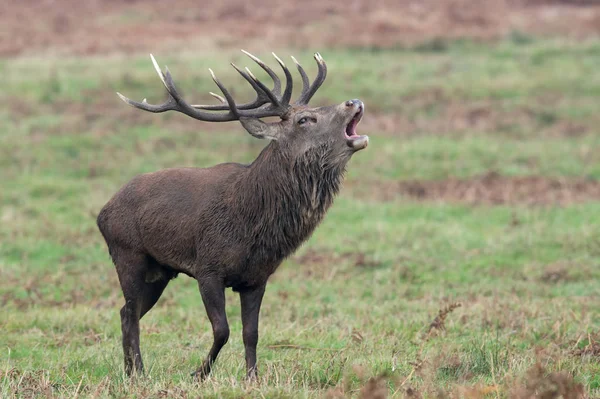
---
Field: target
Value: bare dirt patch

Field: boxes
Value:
[362,89,595,138]
[539,262,576,284]
[357,172,600,205]
[294,250,380,269]
[2,0,600,57]
[282,249,382,281]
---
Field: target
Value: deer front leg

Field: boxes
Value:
[192,278,229,380]
[239,284,266,380]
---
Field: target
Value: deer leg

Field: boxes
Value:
[114,251,148,377]
[239,284,266,380]
[192,278,229,380]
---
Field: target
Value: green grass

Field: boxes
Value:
[1,38,600,397]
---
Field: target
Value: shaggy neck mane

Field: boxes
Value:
[232,141,346,260]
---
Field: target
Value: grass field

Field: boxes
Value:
[2,36,600,397]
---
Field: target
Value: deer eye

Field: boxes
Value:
[298,117,308,125]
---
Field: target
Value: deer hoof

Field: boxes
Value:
[191,366,210,381]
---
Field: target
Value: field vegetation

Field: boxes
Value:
[1,1,600,397]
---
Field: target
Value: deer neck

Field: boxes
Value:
[233,141,345,257]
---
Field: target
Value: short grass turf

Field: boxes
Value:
[1,38,600,397]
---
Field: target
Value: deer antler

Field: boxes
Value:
[117,51,327,122]
[292,53,327,105]
[117,53,289,121]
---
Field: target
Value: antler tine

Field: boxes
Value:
[117,54,175,110]
[208,68,240,119]
[296,53,328,105]
[241,50,281,97]
[245,67,282,108]
[291,55,310,102]
[192,63,271,111]
[207,67,289,120]
[163,65,239,120]
[272,53,293,105]
[209,92,226,103]
[150,54,168,88]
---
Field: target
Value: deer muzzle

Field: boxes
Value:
[344,100,369,151]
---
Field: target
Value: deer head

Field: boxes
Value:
[117,51,369,159]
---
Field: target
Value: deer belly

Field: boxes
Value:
[225,259,283,291]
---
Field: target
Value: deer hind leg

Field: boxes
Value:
[112,249,152,377]
[192,277,229,380]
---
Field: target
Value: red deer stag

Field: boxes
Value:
[97,51,369,380]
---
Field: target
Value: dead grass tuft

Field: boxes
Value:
[3,369,55,399]
[325,386,347,398]
[572,334,600,358]
[573,341,600,357]
[426,302,462,337]
[359,375,389,399]
[449,384,500,398]
[396,303,463,395]
[509,362,586,399]
[156,385,190,399]
[404,386,423,398]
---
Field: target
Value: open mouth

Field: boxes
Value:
[345,107,363,139]
[344,105,369,151]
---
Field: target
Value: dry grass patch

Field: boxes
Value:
[355,172,600,205]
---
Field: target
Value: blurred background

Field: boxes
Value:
[2,0,600,397]
[3,0,600,56]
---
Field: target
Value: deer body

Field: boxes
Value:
[99,141,342,290]
[97,52,368,379]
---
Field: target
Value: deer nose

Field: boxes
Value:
[345,99,362,108]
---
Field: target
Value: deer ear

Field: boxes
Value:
[239,117,282,140]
